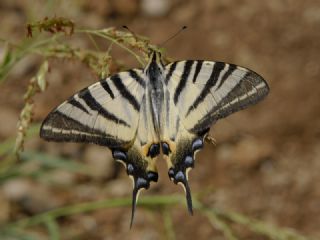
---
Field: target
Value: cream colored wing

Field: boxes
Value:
[40,69,146,148]
[163,60,269,213]
[40,68,159,228]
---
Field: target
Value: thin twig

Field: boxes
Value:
[211,208,312,240]
[76,29,146,66]
[204,210,238,240]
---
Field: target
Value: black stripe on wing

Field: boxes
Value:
[216,64,237,90]
[192,60,203,83]
[128,69,146,88]
[165,62,177,85]
[111,74,140,111]
[78,87,130,127]
[40,111,127,147]
[186,62,225,116]
[189,71,269,134]
[68,98,90,114]
[100,80,115,99]
[174,60,193,105]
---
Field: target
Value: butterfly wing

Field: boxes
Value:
[166,60,269,133]
[40,69,146,147]
[163,60,269,212]
[40,69,159,227]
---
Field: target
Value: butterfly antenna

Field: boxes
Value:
[160,26,188,47]
[130,187,138,229]
[184,179,193,215]
[122,25,138,41]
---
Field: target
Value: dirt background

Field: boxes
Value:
[1,0,320,239]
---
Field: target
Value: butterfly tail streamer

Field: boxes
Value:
[130,187,139,229]
[184,179,193,215]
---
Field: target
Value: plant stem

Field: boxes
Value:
[204,209,238,240]
[76,29,146,66]
[4,195,183,230]
[2,194,312,240]
[210,208,312,240]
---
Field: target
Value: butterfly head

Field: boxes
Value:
[145,49,165,78]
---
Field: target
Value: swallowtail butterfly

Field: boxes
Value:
[40,50,269,226]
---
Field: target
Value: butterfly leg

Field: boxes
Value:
[163,135,204,214]
[112,144,158,228]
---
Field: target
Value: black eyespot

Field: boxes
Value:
[127,163,134,175]
[112,150,127,161]
[162,142,170,155]
[174,171,185,183]
[192,139,203,152]
[136,177,149,189]
[147,144,160,158]
[184,156,194,168]
[147,171,158,182]
[168,168,175,179]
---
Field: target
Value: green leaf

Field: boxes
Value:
[0,43,14,82]
[45,217,60,240]
[0,43,12,67]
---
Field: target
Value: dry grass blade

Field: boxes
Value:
[14,61,49,160]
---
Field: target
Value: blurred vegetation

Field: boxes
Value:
[0,15,314,240]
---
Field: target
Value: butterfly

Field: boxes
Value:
[40,49,269,227]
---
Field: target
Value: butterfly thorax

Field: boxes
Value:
[145,51,166,139]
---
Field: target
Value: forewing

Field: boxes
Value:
[40,69,146,148]
[165,60,269,134]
